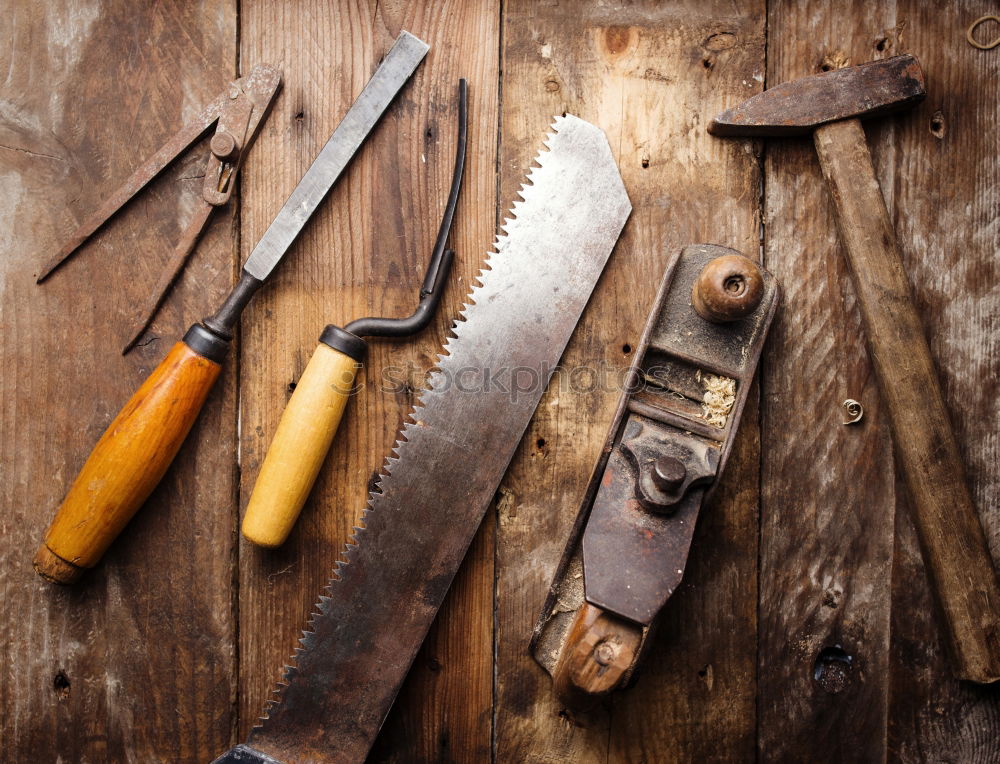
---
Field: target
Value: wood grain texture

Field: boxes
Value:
[759,3,905,761]
[493,2,765,761]
[38,340,223,578]
[0,1,239,760]
[552,604,641,704]
[887,0,1000,758]
[4,2,1000,761]
[814,115,1000,683]
[237,1,500,759]
[243,343,359,548]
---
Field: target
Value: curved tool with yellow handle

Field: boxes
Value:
[35,32,434,584]
[242,341,359,547]
[242,79,468,548]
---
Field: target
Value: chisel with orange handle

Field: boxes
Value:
[242,78,467,548]
[34,31,430,584]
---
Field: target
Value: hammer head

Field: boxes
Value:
[709,55,925,137]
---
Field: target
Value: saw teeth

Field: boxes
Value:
[256,114,582,734]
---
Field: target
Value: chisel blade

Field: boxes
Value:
[242,31,428,281]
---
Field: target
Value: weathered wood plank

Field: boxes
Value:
[0,1,238,761]
[758,2,902,760]
[5,3,1000,761]
[237,1,500,758]
[494,3,765,761]
[888,0,1000,758]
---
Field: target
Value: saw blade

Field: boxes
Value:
[242,115,631,764]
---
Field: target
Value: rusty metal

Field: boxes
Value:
[651,455,686,493]
[36,64,282,355]
[532,244,778,706]
[707,54,925,137]
[199,31,429,357]
[213,114,631,764]
[210,131,239,162]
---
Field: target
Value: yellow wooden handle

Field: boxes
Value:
[243,343,360,547]
[34,340,222,584]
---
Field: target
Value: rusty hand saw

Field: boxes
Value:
[213,115,632,764]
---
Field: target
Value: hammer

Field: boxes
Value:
[710,54,1000,683]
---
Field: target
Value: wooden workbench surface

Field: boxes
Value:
[2,1,998,761]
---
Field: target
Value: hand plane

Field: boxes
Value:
[531,243,778,708]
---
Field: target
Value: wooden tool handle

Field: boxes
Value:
[815,118,1000,682]
[34,339,222,584]
[552,603,642,710]
[242,343,360,548]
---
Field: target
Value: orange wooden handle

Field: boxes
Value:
[34,340,222,584]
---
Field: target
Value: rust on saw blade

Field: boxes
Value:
[226,115,631,764]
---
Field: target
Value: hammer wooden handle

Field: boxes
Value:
[34,340,222,584]
[815,118,1000,682]
[242,343,359,548]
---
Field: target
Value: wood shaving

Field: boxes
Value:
[701,374,736,427]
